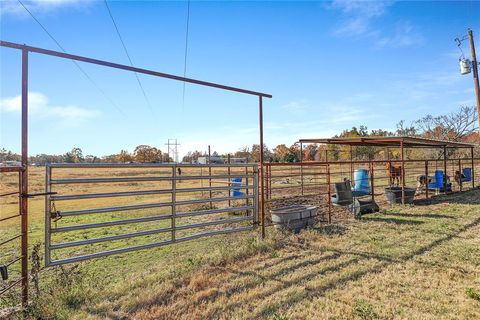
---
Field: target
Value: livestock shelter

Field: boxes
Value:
[263,136,478,226]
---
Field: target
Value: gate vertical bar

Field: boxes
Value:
[227,154,231,206]
[259,96,265,238]
[45,165,52,267]
[21,48,29,306]
[171,166,176,241]
[208,145,212,209]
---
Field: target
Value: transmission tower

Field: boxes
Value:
[165,139,180,163]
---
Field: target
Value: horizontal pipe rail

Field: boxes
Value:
[0,214,21,222]
[50,216,252,250]
[48,226,253,266]
[0,278,23,296]
[50,205,254,233]
[51,184,254,201]
[50,173,254,184]
[56,194,254,217]
[0,234,22,247]
[47,163,257,168]
[0,41,272,98]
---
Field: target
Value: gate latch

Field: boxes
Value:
[21,191,57,198]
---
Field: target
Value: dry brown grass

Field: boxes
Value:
[126,190,480,320]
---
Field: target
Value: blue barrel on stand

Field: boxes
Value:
[353,168,370,196]
[231,177,243,197]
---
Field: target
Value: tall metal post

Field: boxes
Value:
[425,161,429,200]
[468,30,480,129]
[443,146,448,193]
[21,49,29,306]
[327,164,332,224]
[300,142,304,195]
[458,159,463,192]
[400,141,405,204]
[259,96,266,238]
[370,162,375,203]
[471,147,475,189]
[349,145,353,183]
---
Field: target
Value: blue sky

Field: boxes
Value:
[1,0,479,158]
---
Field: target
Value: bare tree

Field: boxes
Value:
[414,105,478,141]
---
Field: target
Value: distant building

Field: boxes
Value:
[196,156,248,164]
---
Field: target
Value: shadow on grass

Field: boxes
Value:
[312,223,347,236]
[415,188,480,206]
[96,195,480,319]
[361,217,425,225]
[249,216,480,318]
[381,212,455,219]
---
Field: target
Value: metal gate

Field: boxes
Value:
[0,166,28,305]
[45,163,258,266]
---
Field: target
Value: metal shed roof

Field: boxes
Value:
[298,136,477,148]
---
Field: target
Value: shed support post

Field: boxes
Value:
[443,146,448,193]
[471,147,475,189]
[300,143,304,195]
[401,141,405,204]
[425,161,429,200]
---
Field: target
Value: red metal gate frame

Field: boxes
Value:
[0,39,272,306]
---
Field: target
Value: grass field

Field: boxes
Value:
[1,166,480,319]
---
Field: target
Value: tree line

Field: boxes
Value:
[1,106,478,165]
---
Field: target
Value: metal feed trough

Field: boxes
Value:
[270,205,318,233]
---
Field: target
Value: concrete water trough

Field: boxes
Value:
[384,187,416,204]
[270,205,318,233]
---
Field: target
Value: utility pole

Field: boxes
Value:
[165,139,180,163]
[468,30,480,129]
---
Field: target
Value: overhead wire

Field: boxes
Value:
[17,0,124,115]
[103,0,154,114]
[182,0,191,110]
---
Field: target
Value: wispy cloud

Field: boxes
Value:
[0,92,100,125]
[330,0,423,49]
[331,0,393,36]
[280,100,310,114]
[375,21,423,48]
[0,0,94,17]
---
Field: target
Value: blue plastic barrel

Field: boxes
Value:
[462,168,472,182]
[231,177,243,197]
[353,169,370,195]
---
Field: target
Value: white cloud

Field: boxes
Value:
[330,1,423,49]
[375,21,423,48]
[0,0,94,17]
[0,92,100,125]
[331,0,393,36]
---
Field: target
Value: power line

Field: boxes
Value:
[182,0,191,109]
[17,0,123,115]
[103,0,153,114]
